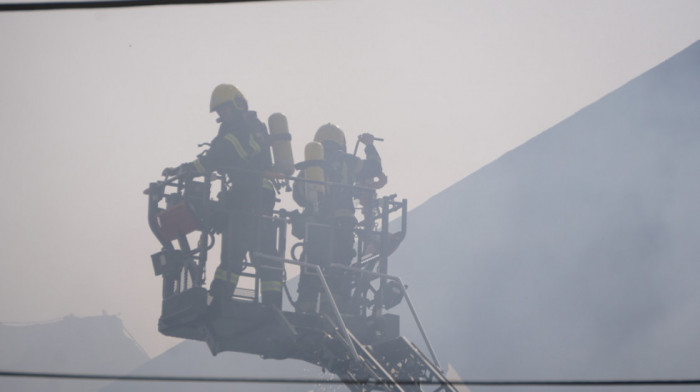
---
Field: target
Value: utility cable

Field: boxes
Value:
[1,370,700,386]
[0,0,274,12]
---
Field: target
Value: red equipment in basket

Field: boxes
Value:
[156,202,201,242]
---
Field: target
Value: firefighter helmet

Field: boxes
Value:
[314,123,346,151]
[210,84,248,112]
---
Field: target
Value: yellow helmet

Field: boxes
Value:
[314,123,346,151]
[209,84,248,112]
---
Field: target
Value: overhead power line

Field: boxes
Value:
[1,370,700,386]
[0,0,272,12]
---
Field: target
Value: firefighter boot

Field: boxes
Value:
[296,271,320,313]
[209,268,239,314]
[261,283,283,309]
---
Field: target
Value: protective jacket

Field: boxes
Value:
[191,111,274,210]
[293,143,382,219]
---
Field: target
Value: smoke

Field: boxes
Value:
[390,41,700,388]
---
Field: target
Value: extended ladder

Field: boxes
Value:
[316,319,459,392]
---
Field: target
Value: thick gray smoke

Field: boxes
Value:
[390,41,700,391]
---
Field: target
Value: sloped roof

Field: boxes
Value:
[391,40,700,383]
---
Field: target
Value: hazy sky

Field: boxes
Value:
[1,0,699,359]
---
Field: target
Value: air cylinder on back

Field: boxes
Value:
[268,113,295,176]
[304,141,325,204]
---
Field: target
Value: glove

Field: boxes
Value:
[162,164,194,177]
[162,166,179,177]
[358,133,375,146]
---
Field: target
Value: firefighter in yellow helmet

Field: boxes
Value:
[162,84,283,309]
[293,123,383,315]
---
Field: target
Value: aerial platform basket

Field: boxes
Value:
[146,172,460,392]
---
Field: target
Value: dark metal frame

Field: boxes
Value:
[145,172,458,392]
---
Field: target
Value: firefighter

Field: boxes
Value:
[293,123,383,314]
[162,84,283,309]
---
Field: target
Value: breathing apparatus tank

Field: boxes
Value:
[303,141,325,211]
[268,113,295,176]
